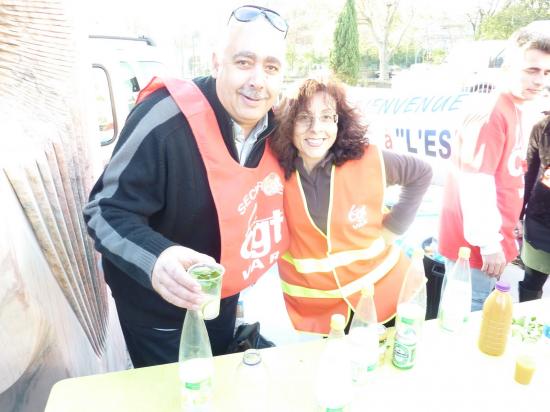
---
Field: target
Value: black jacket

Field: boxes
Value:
[83,76,276,327]
[522,114,550,252]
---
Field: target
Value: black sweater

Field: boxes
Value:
[522,114,550,252]
[523,114,550,226]
[83,76,275,328]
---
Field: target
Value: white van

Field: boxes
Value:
[392,40,507,94]
[88,35,171,163]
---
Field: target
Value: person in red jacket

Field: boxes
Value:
[269,79,432,334]
[439,24,550,311]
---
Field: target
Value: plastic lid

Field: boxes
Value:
[242,349,262,366]
[495,280,510,292]
[360,283,374,297]
[330,314,346,331]
[458,247,471,259]
[412,248,424,260]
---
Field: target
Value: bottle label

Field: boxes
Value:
[184,377,211,391]
[351,360,377,383]
[392,330,417,369]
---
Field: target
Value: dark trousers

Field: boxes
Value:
[118,293,239,368]
[522,267,548,292]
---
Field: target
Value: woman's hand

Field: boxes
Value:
[381,227,399,245]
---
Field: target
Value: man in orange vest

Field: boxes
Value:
[84,5,288,367]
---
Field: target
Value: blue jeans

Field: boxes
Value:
[444,260,496,312]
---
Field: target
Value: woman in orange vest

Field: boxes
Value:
[269,79,433,334]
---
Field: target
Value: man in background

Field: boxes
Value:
[439,23,550,310]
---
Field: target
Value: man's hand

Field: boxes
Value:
[480,251,506,277]
[514,220,523,239]
[151,245,216,310]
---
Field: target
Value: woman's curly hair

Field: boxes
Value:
[270,78,368,179]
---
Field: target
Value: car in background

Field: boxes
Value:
[391,40,507,93]
[374,65,402,79]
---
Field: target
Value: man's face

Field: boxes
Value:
[507,48,550,102]
[212,19,286,134]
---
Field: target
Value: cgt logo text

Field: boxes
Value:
[237,172,283,215]
[240,207,284,280]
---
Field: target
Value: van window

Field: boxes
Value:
[137,60,167,82]
[119,61,140,109]
[489,49,505,68]
[92,65,117,146]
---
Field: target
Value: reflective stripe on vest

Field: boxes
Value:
[281,236,386,274]
[278,145,410,333]
[280,244,400,298]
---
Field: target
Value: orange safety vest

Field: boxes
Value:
[279,144,410,334]
[137,77,288,297]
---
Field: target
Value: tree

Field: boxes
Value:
[357,0,413,81]
[465,0,510,40]
[479,0,550,39]
[330,0,361,85]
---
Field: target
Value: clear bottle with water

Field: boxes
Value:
[392,248,427,369]
[234,349,270,412]
[437,247,472,333]
[179,309,214,412]
[315,314,353,411]
[348,284,379,384]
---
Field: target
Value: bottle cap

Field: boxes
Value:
[242,349,262,366]
[412,248,424,260]
[330,314,346,331]
[360,283,375,297]
[495,280,510,292]
[458,247,471,259]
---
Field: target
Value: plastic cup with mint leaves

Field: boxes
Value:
[188,262,225,320]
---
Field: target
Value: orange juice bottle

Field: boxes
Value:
[478,281,513,356]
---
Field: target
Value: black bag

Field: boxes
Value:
[226,322,275,354]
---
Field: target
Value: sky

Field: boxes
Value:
[86,0,490,44]
[83,0,502,77]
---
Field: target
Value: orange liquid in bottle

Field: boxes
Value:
[478,281,513,356]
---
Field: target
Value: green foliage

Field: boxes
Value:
[330,0,360,85]
[388,43,424,67]
[479,0,550,39]
[426,48,447,64]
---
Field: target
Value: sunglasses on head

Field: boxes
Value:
[228,5,288,38]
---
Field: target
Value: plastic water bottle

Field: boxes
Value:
[478,280,513,356]
[179,309,214,412]
[348,284,379,384]
[234,349,270,412]
[315,314,353,411]
[392,248,427,369]
[437,247,472,333]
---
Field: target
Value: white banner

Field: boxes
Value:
[348,88,498,185]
